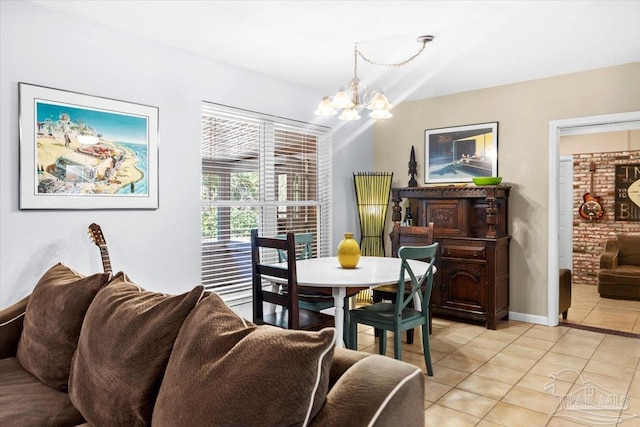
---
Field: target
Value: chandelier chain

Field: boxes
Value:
[354,41,428,68]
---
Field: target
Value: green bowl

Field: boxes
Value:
[472,177,502,186]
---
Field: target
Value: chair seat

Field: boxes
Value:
[261,308,335,331]
[372,283,432,343]
[350,303,424,327]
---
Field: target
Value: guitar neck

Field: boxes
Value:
[99,246,112,273]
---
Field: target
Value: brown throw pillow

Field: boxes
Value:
[68,272,204,426]
[153,292,335,427]
[16,263,111,391]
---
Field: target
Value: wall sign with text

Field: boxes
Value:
[615,163,640,221]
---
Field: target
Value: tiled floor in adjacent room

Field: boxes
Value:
[353,318,640,426]
[561,283,640,335]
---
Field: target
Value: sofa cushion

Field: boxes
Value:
[0,357,85,427]
[16,263,111,391]
[153,292,336,427]
[68,272,204,426]
[617,234,640,266]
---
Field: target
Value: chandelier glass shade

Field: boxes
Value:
[314,35,434,121]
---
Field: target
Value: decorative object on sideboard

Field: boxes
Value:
[403,207,413,226]
[19,83,159,210]
[337,232,361,269]
[472,176,502,186]
[615,163,640,221]
[424,122,498,184]
[579,162,604,221]
[408,145,418,187]
[314,36,434,121]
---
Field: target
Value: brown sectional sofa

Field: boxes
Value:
[598,234,640,300]
[0,263,425,426]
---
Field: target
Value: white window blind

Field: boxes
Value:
[201,103,332,306]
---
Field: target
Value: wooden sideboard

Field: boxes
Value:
[390,186,511,329]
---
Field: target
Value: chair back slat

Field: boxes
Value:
[276,233,314,262]
[395,243,438,317]
[390,223,434,258]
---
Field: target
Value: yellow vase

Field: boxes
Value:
[337,232,360,269]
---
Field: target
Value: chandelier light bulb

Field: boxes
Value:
[367,91,392,111]
[314,97,337,116]
[369,109,392,119]
[339,107,361,121]
[331,89,354,109]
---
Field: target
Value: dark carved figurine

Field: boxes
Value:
[408,145,418,187]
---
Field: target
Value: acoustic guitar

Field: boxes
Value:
[88,223,113,273]
[579,162,604,220]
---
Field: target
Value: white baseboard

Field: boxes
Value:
[508,311,548,326]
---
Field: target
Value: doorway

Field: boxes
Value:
[547,111,640,328]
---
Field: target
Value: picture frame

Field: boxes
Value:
[614,163,640,221]
[19,83,159,209]
[424,122,498,184]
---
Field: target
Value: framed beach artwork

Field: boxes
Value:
[19,83,158,209]
[424,122,498,184]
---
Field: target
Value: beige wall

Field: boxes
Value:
[560,130,640,155]
[373,62,640,319]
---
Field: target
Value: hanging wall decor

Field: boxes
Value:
[19,83,159,209]
[424,122,498,184]
[615,163,640,221]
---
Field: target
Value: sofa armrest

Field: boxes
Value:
[327,347,371,388]
[311,354,424,427]
[0,295,30,359]
[599,240,620,269]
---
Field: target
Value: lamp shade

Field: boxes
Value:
[339,107,361,121]
[367,91,392,111]
[314,97,337,116]
[332,89,354,109]
[369,109,392,119]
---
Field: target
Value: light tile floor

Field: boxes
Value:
[561,284,640,334]
[352,318,640,426]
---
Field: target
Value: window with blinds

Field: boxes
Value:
[201,103,332,306]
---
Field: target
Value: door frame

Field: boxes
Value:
[558,155,573,270]
[547,111,640,326]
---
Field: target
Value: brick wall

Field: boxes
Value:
[572,151,640,286]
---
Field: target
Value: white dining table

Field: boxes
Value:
[268,256,433,348]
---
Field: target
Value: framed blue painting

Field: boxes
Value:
[19,83,159,209]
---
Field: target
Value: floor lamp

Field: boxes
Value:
[353,172,393,301]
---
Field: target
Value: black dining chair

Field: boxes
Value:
[251,229,334,331]
[275,232,335,313]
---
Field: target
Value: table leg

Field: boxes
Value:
[332,287,346,348]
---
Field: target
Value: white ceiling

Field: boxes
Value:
[30,0,640,104]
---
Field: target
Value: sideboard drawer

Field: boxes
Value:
[441,241,486,260]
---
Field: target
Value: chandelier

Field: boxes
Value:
[314,35,434,121]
